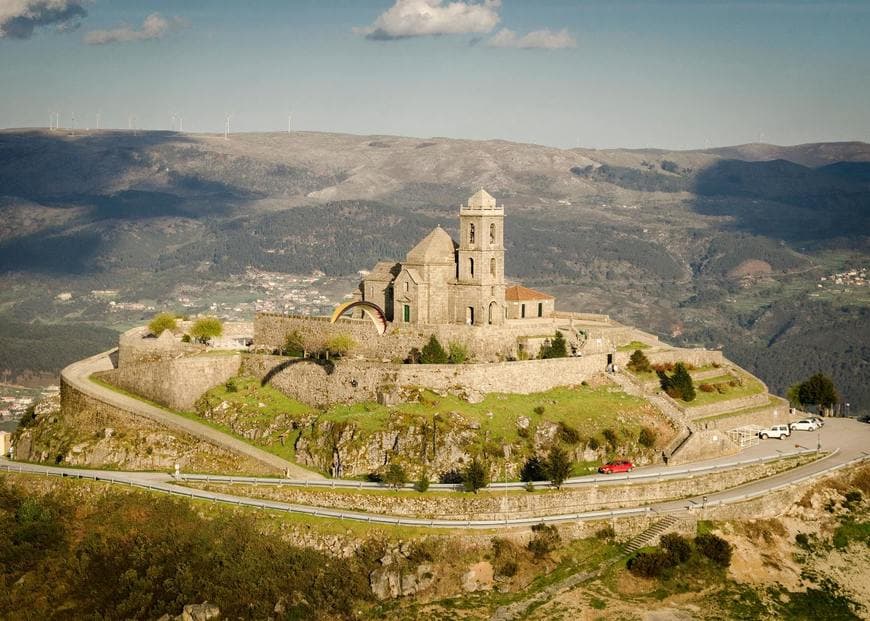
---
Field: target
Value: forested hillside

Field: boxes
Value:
[0,129,867,411]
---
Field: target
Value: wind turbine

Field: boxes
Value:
[224,113,232,140]
[49,111,55,131]
[96,110,101,130]
[288,112,292,134]
[171,113,177,131]
[178,116,183,132]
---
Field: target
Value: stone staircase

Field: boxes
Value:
[621,514,679,556]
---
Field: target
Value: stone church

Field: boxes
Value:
[355,189,555,327]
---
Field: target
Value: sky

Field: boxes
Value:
[1,0,869,150]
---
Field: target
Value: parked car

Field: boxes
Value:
[790,419,821,432]
[758,425,791,440]
[598,460,635,474]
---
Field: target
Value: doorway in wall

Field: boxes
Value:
[466,306,474,325]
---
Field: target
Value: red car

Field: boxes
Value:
[598,460,635,474]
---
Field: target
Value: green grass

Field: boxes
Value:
[687,372,765,408]
[694,395,784,424]
[617,340,650,352]
[832,520,870,549]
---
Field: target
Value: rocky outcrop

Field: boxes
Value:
[370,545,437,600]
[462,561,494,592]
[157,602,221,621]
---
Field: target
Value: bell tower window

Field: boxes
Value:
[489,223,496,245]
[490,257,496,276]
[469,223,475,244]
[469,257,475,278]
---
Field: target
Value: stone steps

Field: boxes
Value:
[621,514,679,556]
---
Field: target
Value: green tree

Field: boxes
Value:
[520,456,547,483]
[638,426,657,448]
[797,373,839,413]
[627,349,651,373]
[447,341,469,364]
[383,463,407,490]
[786,382,802,408]
[282,330,305,357]
[325,334,356,358]
[658,362,695,402]
[545,446,573,489]
[148,312,177,336]
[189,316,222,344]
[463,459,488,493]
[540,331,568,359]
[420,334,448,364]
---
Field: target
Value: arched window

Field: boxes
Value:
[469,257,474,278]
[469,223,475,244]
[490,257,496,276]
[489,223,496,244]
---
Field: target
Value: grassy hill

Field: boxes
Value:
[0,129,867,411]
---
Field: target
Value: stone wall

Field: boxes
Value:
[244,354,612,407]
[694,397,791,430]
[667,428,740,465]
[102,353,241,411]
[682,392,772,420]
[118,326,204,366]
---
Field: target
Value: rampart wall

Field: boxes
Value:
[243,354,612,407]
[102,353,241,411]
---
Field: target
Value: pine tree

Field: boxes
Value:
[545,446,573,489]
[420,334,448,364]
[463,459,488,493]
[627,349,651,373]
[672,363,696,402]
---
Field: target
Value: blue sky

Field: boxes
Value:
[1,0,869,149]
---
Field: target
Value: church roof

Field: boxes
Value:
[505,285,555,301]
[466,188,497,210]
[405,226,457,265]
[366,261,401,281]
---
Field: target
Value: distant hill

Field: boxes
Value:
[0,129,867,412]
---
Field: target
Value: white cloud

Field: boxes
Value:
[0,0,87,39]
[84,12,185,45]
[486,27,576,49]
[356,0,501,40]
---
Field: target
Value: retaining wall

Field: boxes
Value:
[244,354,613,407]
[102,353,242,411]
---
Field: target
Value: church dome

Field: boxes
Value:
[405,226,457,265]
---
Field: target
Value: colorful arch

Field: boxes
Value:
[330,300,388,335]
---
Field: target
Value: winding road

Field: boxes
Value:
[3,418,868,529]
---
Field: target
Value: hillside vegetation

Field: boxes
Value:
[0,129,867,411]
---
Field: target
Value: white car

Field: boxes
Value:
[758,424,791,440]
[790,419,821,432]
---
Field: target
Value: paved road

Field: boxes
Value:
[62,350,322,479]
[3,418,868,529]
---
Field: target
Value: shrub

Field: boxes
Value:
[595,525,616,541]
[533,405,545,416]
[520,456,547,482]
[587,436,601,451]
[660,159,679,173]
[699,383,715,393]
[18,404,37,429]
[695,533,732,567]
[660,533,692,564]
[325,334,356,357]
[439,470,464,485]
[844,490,862,505]
[148,312,177,336]
[463,459,488,493]
[627,349,651,373]
[420,335,448,364]
[405,347,422,364]
[189,316,222,344]
[638,426,657,448]
[627,549,673,578]
[414,473,430,493]
[447,341,469,364]
[658,363,695,402]
[602,428,619,450]
[528,523,561,558]
[383,464,408,490]
[557,422,580,444]
[180,334,191,343]
[282,330,305,357]
[540,331,568,359]
[225,380,237,393]
[795,533,811,550]
[545,446,573,489]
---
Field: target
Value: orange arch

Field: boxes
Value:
[330,300,388,335]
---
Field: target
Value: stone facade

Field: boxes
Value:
[356,189,553,328]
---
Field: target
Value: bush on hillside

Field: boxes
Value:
[447,341,469,364]
[627,349,651,373]
[660,533,692,564]
[557,421,581,444]
[189,316,222,344]
[527,523,561,558]
[638,426,657,448]
[148,312,177,336]
[658,362,696,402]
[282,330,305,357]
[383,463,407,490]
[695,533,732,567]
[545,446,573,489]
[520,456,547,483]
[463,459,488,493]
[627,549,674,578]
[325,334,356,357]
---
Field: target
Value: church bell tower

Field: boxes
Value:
[456,189,505,325]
